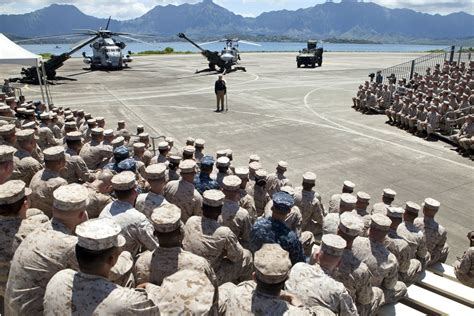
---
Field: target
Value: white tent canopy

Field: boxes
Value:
[0,33,51,105]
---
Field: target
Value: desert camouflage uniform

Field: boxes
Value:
[263,201,302,236]
[386,229,422,285]
[61,147,93,184]
[239,188,257,223]
[165,168,180,182]
[0,215,22,296]
[135,192,169,219]
[37,125,59,150]
[352,209,371,237]
[99,200,159,256]
[454,247,474,287]
[371,202,390,215]
[11,150,43,186]
[4,219,78,315]
[12,208,49,252]
[44,269,160,315]
[352,237,407,304]
[397,221,429,269]
[323,213,340,235]
[224,280,314,316]
[265,173,291,197]
[29,169,68,217]
[285,262,358,316]
[294,186,324,236]
[133,247,217,286]
[327,193,341,214]
[247,182,270,217]
[164,180,203,223]
[150,154,167,165]
[183,216,252,285]
[414,217,449,265]
[80,142,113,170]
[83,182,114,219]
[219,200,252,248]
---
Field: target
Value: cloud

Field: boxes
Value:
[0,0,472,19]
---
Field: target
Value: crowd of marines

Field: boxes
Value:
[0,85,472,316]
[352,60,474,157]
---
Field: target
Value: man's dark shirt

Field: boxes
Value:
[215,80,226,94]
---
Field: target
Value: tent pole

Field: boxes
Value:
[41,62,53,106]
[36,61,46,107]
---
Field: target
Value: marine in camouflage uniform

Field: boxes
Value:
[250,191,305,265]
[327,180,355,214]
[135,163,169,219]
[82,170,114,219]
[454,231,474,287]
[11,129,43,186]
[61,131,94,184]
[265,161,292,197]
[370,188,396,215]
[234,167,257,223]
[247,168,270,217]
[323,193,357,235]
[352,191,371,237]
[294,172,325,237]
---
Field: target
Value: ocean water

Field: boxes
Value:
[20,42,448,57]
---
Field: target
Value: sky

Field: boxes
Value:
[0,0,472,20]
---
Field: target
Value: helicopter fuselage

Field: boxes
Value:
[83,37,132,70]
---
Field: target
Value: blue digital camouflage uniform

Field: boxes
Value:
[250,217,306,265]
[194,173,220,195]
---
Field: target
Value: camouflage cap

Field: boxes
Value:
[255,168,267,180]
[249,154,260,162]
[277,160,288,170]
[43,146,65,161]
[53,183,89,211]
[280,186,295,197]
[158,141,169,150]
[254,243,291,284]
[340,193,357,206]
[248,161,261,171]
[234,167,249,179]
[302,172,317,184]
[150,204,181,233]
[90,127,104,136]
[111,171,137,191]
[0,105,11,114]
[387,206,405,218]
[117,158,137,173]
[183,145,195,155]
[383,188,397,199]
[39,112,51,120]
[272,191,294,213]
[200,155,214,167]
[0,145,15,162]
[157,270,214,315]
[87,118,97,125]
[111,136,125,148]
[76,218,126,251]
[356,191,371,202]
[185,137,195,145]
[370,213,392,232]
[64,121,77,129]
[423,198,440,211]
[103,129,114,137]
[216,149,227,158]
[222,175,241,191]
[216,156,230,167]
[145,163,167,180]
[65,131,82,141]
[16,129,35,141]
[95,116,105,122]
[195,138,205,148]
[138,132,149,140]
[405,201,421,214]
[179,159,197,174]
[0,180,31,205]
[168,155,182,164]
[203,189,225,207]
[343,180,355,191]
[321,234,346,257]
[22,121,37,130]
[0,124,16,136]
[133,142,145,150]
[339,212,364,237]
[165,136,174,144]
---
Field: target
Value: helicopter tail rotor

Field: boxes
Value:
[105,16,112,30]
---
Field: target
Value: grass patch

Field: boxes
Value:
[39,53,52,59]
[132,47,194,56]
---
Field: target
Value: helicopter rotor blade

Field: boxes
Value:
[73,29,99,34]
[14,34,86,43]
[69,35,100,54]
[198,40,221,46]
[105,16,112,30]
[114,32,160,39]
[117,35,150,44]
[239,40,262,47]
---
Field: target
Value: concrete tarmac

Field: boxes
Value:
[2,52,473,264]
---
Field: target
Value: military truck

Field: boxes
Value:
[296,40,323,68]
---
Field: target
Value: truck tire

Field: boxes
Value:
[297,63,301,68]
[312,63,316,68]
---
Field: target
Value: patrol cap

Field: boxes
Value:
[255,169,267,180]
[15,129,35,142]
[216,149,227,158]
[195,138,205,148]
[113,146,129,160]
[0,180,32,205]
[185,137,195,145]
[343,180,355,191]
[0,105,11,114]
[150,204,181,233]
[136,124,144,130]
[272,191,294,213]
[0,120,8,127]
[234,167,249,179]
[90,127,104,136]
[387,206,404,218]
[340,193,357,206]
[383,188,397,199]
[145,163,167,180]
[111,171,137,191]
[0,145,15,163]
[280,186,295,197]
[248,161,261,171]
[0,124,15,136]
[222,175,241,191]
[117,119,125,125]
[216,156,230,167]
[117,158,137,173]
[339,212,364,237]
[157,270,214,315]
[168,155,182,164]
[117,129,130,138]
[370,213,392,232]
[321,234,346,257]
[76,218,126,251]
[43,146,65,161]
[277,160,288,170]
[405,201,421,214]
[64,130,83,142]
[39,112,51,120]
[302,172,316,184]
[203,189,225,207]
[95,116,105,123]
[165,136,174,144]
[254,243,291,284]
[356,191,371,203]
[183,145,195,155]
[53,183,89,211]
[138,132,149,140]
[423,198,440,211]
[158,141,169,150]
[200,155,214,167]
[111,136,125,148]
[133,142,145,150]
[87,118,97,125]
[22,121,37,130]
[249,154,260,162]
[84,113,92,119]
[64,121,77,129]
[179,159,197,174]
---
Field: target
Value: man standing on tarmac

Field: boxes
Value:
[215,75,227,112]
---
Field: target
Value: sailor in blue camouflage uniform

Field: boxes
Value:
[194,155,219,195]
[104,146,130,173]
[250,191,306,264]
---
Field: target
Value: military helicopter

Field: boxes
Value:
[12,17,152,84]
[178,33,260,74]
